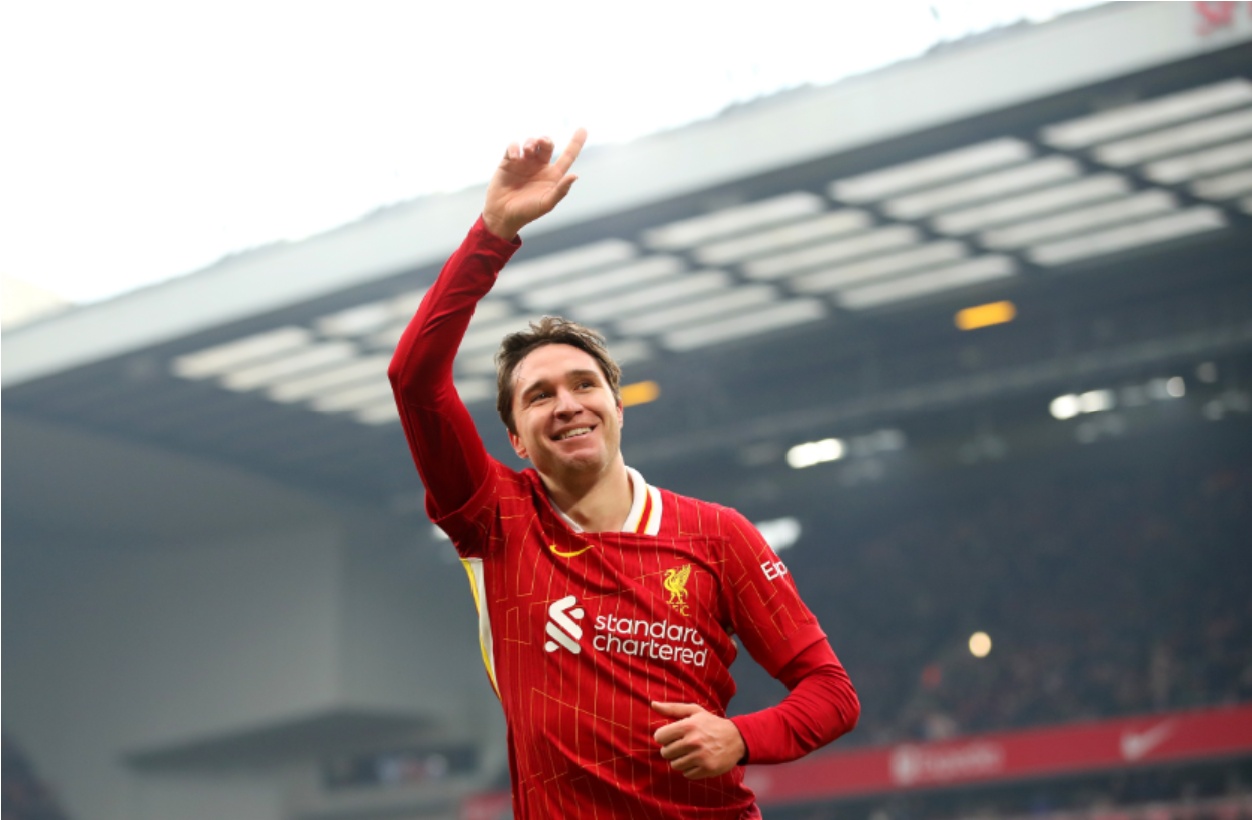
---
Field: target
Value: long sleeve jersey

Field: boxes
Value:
[389,218,860,819]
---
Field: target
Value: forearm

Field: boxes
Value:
[388,217,520,515]
[389,217,517,399]
[730,640,860,765]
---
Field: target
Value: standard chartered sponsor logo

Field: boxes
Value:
[592,613,709,667]
[542,596,709,666]
[544,595,585,654]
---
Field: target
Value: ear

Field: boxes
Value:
[508,429,529,460]
[617,397,625,428]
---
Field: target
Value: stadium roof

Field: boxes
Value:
[5,2,1252,542]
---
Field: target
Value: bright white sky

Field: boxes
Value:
[1,0,1101,305]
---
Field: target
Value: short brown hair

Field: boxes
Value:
[495,316,622,434]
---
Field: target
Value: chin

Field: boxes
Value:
[562,454,605,471]
[555,449,610,472]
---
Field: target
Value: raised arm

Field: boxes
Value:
[388,130,587,526]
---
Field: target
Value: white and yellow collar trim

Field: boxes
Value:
[548,466,663,535]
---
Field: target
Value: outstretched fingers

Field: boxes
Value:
[530,136,555,165]
[553,127,588,175]
[504,129,585,170]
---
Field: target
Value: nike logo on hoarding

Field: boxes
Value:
[1120,720,1174,760]
[548,542,594,558]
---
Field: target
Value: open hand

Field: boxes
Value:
[651,701,746,779]
[483,128,587,241]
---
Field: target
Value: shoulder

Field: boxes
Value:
[442,462,549,552]
[463,460,542,519]
[494,462,544,499]
[657,486,757,539]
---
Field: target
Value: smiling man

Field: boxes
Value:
[389,129,859,819]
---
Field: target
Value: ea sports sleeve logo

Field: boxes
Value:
[544,595,585,654]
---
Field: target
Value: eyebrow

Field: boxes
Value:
[518,369,603,399]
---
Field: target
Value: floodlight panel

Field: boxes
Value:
[838,256,1017,309]
[455,350,498,376]
[1094,108,1252,167]
[663,299,827,351]
[460,314,539,353]
[1029,207,1227,266]
[1192,168,1252,200]
[454,378,496,405]
[1144,138,1252,183]
[932,175,1131,235]
[981,190,1178,249]
[694,210,873,266]
[617,286,779,336]
[220,341,358,392]
[268,354,394,403]
[172,327,312,380]
[491,239,638,294]
[315,301,395,338]
[522,255,685,308]
[355,400,401,425]
[572,271,732,323]
[743,225,920,280]
[792,241,968,294]
[390,289,428,316]
[316,290,427,338]
[467,298,515,325]
[830,138,1032,202]
[641,192,825,249]
[884,156,1082,220]
[607,338,653,366]
[310,378,397,412]
[1041,78,1252,148]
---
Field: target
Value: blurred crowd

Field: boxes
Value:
[733,434,1252,748]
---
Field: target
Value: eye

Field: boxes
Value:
[577,379,595,390]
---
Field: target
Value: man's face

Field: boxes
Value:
[507,343,623,480]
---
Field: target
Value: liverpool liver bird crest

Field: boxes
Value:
[663,565,692,616]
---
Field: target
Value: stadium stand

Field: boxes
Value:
[724,425,1252,818]
[784,438,1252,745]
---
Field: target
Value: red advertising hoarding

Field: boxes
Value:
[745,702,1252,805]
[463,703,1252,816]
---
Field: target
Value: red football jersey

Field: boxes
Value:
[391,219,834,819]
[442,461,825,818]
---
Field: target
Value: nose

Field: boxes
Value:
[553,387,583,417]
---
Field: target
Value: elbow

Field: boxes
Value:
[387,354,406,389]
[389,348,450,407]
[844,686,862,733]
[388,347,425,394]
[829,666,861,737]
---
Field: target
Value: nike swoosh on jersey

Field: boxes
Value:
[548,542,595,558]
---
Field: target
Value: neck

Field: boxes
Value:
[540,456,632,532]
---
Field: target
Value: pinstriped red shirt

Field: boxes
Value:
[390,218,852,819]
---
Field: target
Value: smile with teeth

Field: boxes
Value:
[555,427,593,441]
